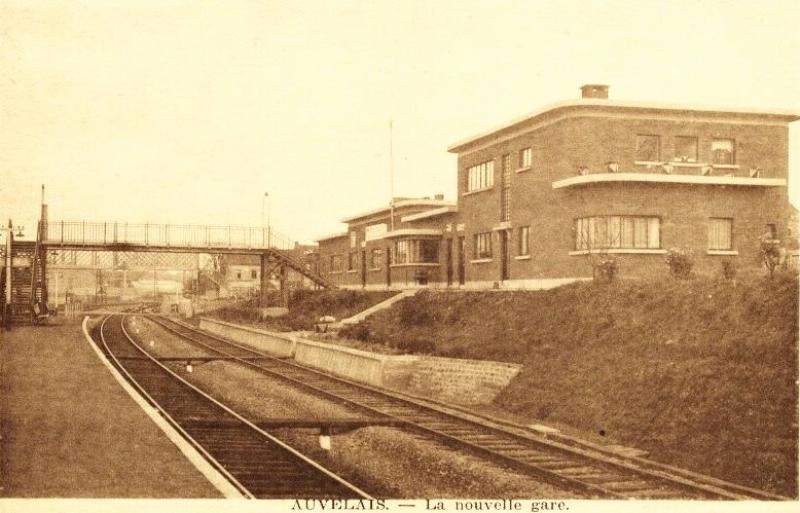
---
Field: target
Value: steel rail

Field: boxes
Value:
[147,316,789,500]
[98,314,373,499]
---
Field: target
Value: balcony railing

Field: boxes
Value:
[41,221,295,251]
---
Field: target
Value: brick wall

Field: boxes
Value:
[454,111,793,281]
[319,105,794,288]
[405,356,522,405]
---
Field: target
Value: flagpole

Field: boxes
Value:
[389,120,395,231]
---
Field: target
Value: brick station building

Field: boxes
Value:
[318,85,799,289]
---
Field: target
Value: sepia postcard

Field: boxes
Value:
[0,1,798,513]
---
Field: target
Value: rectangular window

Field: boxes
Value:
[575,216,660,250]
[711,139,735,165]
[474,232,492,259]
[349,231,357,248]
[635,135,660,162]
[395,240,409,264]
[466,160,495,192]
[674,136,698,162]
[370,248,382,269]
[251,270,258,279]
[418,240,439,263]
[501,154,512,222]
[236,271,242,279]
[518,226,530,256]
[330,255,342,272]
[502,154,512,174]
[347,252,357,271]
[520,148,532,168]
[392,240,438,264]
[708,218,733,250]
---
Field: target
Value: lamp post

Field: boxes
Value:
[262,192,271,248]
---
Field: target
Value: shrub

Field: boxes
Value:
[340,321,372,341]
[665,248,694,279]
[760,238,782,279]
[720,259,737,281]
[398,299,433,327]
[593,257,619,283]
[395,337,435,354]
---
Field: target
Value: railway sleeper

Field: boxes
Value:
[601,479,660,491]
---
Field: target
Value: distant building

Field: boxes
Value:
[219,243,323,297]
[317,84,799,289]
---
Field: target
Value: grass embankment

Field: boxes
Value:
[347,276,799,497]
[207,289,396,331]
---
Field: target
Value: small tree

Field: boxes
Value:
[576,221,620,283]
[593,256,619,283]
[760,237,782,279]
[720,258,737,282]
[665,248,694,279]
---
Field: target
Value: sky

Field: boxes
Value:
[1,0,799,244]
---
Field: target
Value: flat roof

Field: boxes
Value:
[400,205,458,223]
[448,98,800,153]
[315,231,348,242]
[341,198,454,223]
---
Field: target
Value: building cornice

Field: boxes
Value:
[341,199,453,224]
[381,229,443,239]
[400,205,458,223]
[552,172,787,189]
[448,99,800,155]
[315,231,348,242]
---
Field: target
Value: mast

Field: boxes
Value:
[389,120,395,231]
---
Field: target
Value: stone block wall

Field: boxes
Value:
[405,356,522,405]
[196,318,521,405]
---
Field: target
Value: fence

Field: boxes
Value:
[42,221,295,251]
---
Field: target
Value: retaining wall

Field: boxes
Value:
[406,357,522,405]
[196,317,520,404]
[198,318,295,358]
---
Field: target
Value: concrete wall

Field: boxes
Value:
[293,338,401,387]
[198,318,295,358]
[196,317,519,404]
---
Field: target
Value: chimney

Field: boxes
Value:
[581,84,609,99]
[434,193,444,200]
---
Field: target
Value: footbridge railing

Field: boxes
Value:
[42,221,296,252]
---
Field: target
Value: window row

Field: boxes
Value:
[466,160,494,192]
[465,147,534,193]
[575,216,661,250]
[394,239,439,264]
[635,135,735,165]
[473,227,532,259]
[575,216,741,251]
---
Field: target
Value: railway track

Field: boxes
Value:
[94,314,373,499]
[142,315,788,501]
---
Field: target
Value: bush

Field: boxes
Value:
[398,299,434,327]
[665,248,694,279]
[760,238,782,278]
[340,321,372,341]
[395,337,435,354]
[721,259,737,281]
[593,257,618,283]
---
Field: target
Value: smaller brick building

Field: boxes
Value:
[318,85,799,289]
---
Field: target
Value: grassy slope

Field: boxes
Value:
[208,289,396,331]
[361,276,799,496]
